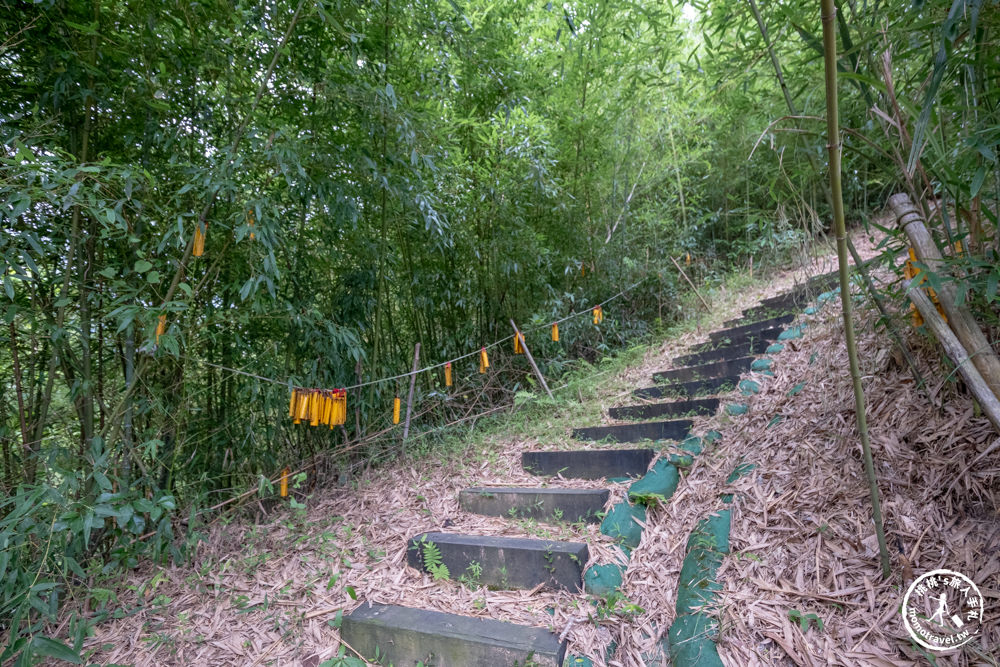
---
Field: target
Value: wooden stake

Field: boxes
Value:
[402,342,420,441]
[670,255,710,311]
[510,320,553,399]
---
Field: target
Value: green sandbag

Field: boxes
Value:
[583,562,625,596]
[667,614,724,667]
[787,382,806,397]
[675,547,723,615]
[777,325,806,341]
[724,403,748,416]
[600,501,646,549]
[668,452,694,468]
[817,288,840,304]
[680,435,703,455]
[686,509,731,553]
[703,430,721,444]
[765,343,784,354]
[726,462,755,485]
[628,459,680,505]
[804,306,817,315]
[750,358,773,371]
[739,379,760,396]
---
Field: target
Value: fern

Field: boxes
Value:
[420,538,450,581]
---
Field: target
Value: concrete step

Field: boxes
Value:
[708,314,794,342]
[522,448,654,480]
[686,326,782,354]
[633,375,740,399]
[652,357,753,384]
[459,487,608,523]
[572,419,692,443]
[342,603,566,667]
[673,337,776,367]
[572,419,691,442]
[608,398,719,420]
[407,532,588,591]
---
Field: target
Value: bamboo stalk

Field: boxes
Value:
[8,321,30,477]
[510,320,553,399]
[906,283,1000,434]
[401,343,420,441]
[888,192,1000,400]
[821,0,891,579]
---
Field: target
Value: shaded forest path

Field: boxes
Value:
[338,272,839,666]
[82,241,888,667]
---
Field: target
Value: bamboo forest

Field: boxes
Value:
[1,0,999,665]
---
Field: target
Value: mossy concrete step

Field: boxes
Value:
[522,448,654,479]
[342,603,567,667]
[608,397,719,420]
[633,375,740,399]
[708,313,794,342]
[459,487,608,523]
[407,532,588,591]
[572,419,692,443]
[652,356,753,384]
[673,337,776,367]
[685,326,782,354]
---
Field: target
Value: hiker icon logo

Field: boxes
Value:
[902,569,983,651]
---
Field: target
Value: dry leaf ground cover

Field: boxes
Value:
[705,270,1000,665]
[72,229,998,667]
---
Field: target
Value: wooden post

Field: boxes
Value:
[906,282,1000,434]
[401,343,420,441]
[670,256,710,311]
[889,193,1000,400]
[510,320,553,399]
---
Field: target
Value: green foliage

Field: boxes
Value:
[418,538,450,581]
[2,0,996,653]
[787,609,824,634]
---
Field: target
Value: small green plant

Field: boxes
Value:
[459,561,483,588]
[418,538,450,581]
[788,609,824,633]
[328,644,384,666]
[543,549,556,574]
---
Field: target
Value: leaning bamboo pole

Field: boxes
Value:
[888,193,1000,400]
[821,0,891,578]
[906,283,1000,434]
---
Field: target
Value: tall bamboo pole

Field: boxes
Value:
[821,0,890,578]
[401,343,420,442]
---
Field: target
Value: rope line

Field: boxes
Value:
[181,275,651,391]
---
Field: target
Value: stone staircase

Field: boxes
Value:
[340,276,834,666]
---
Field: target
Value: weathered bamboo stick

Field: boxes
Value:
[888,193,1000,400]
[906,282,1000,434]
[401,343,420,441]
[510,320,553,399]
[670,255,710,311]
